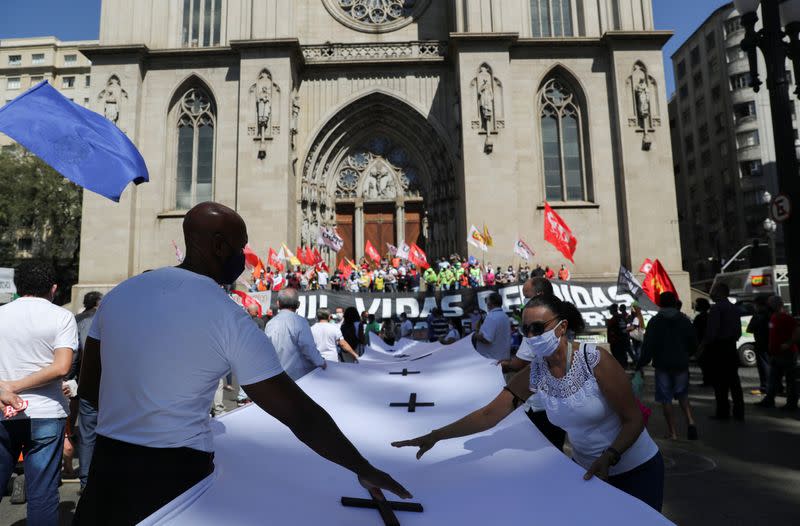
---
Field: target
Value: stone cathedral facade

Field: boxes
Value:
[73,0,687,304]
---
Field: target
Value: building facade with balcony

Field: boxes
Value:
[669,2,791,282]
[0,37,97,146]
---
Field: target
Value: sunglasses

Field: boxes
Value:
[519,316,559,337]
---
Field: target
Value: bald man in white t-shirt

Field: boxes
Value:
[74,202,411,525]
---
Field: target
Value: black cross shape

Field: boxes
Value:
[389,368,421,376]
[389,393,434,412]
[409,353,433,361]
[341,488,423,526]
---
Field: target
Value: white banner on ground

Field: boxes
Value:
[143,338,672,525]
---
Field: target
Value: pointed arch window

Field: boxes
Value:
[538,77,588,201]
[175,87,215,209]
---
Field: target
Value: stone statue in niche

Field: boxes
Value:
[97,75,127,127]
[470,63,504,154]
[301,217,310,246]
[364,166,396,199]
[248,69,281,155]
[626,62,661,151]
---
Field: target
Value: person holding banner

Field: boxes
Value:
[394,294,663,512]
[74,203,410,524]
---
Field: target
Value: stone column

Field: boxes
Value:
[355,200,364,262]
[396,201,405,244]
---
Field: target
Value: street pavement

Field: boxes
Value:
[0,364,798,525]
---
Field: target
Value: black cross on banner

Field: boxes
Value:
[341,487,423,526]
[409,353,433,361]
[389,393,434,412]
[389,369,420,376]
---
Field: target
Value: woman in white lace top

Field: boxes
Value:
[393,295,664,511]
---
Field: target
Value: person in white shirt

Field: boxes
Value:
[317,269,329,290]
[310,308,359,363]
[75,202,410,525]
[499,277,567,451]
[440,320,461,345]
[473,293,511,361]
[399,313,414,339]
[266,288,326,380]
[393,294,663,512]
[0,260,78,524]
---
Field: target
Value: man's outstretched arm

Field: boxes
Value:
[243,373,411,499]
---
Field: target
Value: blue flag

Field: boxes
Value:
[0,81,148,201]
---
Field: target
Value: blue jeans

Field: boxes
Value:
[77,399,98,489]
[0,417,66,525]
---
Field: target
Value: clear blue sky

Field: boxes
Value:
[2,0,728,96]
[655,0,731,96]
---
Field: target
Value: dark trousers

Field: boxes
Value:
[766,353,798,406]
[755,349,771,392]
[525,409,566,451]
[608,452,665,512]
[709,339,744,419]
[610,343,629,369]
[74,435,214,525]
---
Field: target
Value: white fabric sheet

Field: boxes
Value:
[143,338,672,525]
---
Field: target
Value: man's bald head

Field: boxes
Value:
[522,277,554,300]
[181,202,248,285]
[246,304,260,316]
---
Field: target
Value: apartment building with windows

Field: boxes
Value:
[669,2,791,281]
[0,36,97,146]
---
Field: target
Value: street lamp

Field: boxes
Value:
[735,0,800,315]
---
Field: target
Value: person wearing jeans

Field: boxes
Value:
[0,418,66,519]
[0,260,79,525]
[77,398,98,491]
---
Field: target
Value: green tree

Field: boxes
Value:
[0,145,82,304]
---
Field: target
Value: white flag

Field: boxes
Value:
[171,240,185,263]
[467,225,488,251]
[277,246,286,261]
[396,241,411,260]
[386,243,398,256]
[514,239,534,261]
[317,226,344,252]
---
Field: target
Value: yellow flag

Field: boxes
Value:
[282,244,302,267]
[483,224,494,247]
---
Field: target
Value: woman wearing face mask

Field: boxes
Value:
[392,294,664,511]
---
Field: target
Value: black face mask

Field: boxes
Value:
[221,249,246,286]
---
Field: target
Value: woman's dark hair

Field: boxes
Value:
[524,294,586,334]
[343,307,360,324]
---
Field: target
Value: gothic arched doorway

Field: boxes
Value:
[300,92,458,265]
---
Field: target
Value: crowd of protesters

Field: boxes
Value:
[247,253,572,294]
[0,250,797,523]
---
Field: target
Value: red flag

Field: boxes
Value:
[304,246,315,266]
[543,203,578,263]
[641,259,678,305]
[639,258,654,275]
[243,244,260,269]
[337,258,350,275]
[365,240,381,264]
[230,290,262,317]
[272,273,285,291]
[268,247,284,272]
[251,259,264,280]
[312,247,323,265]
[408,243,429,268]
